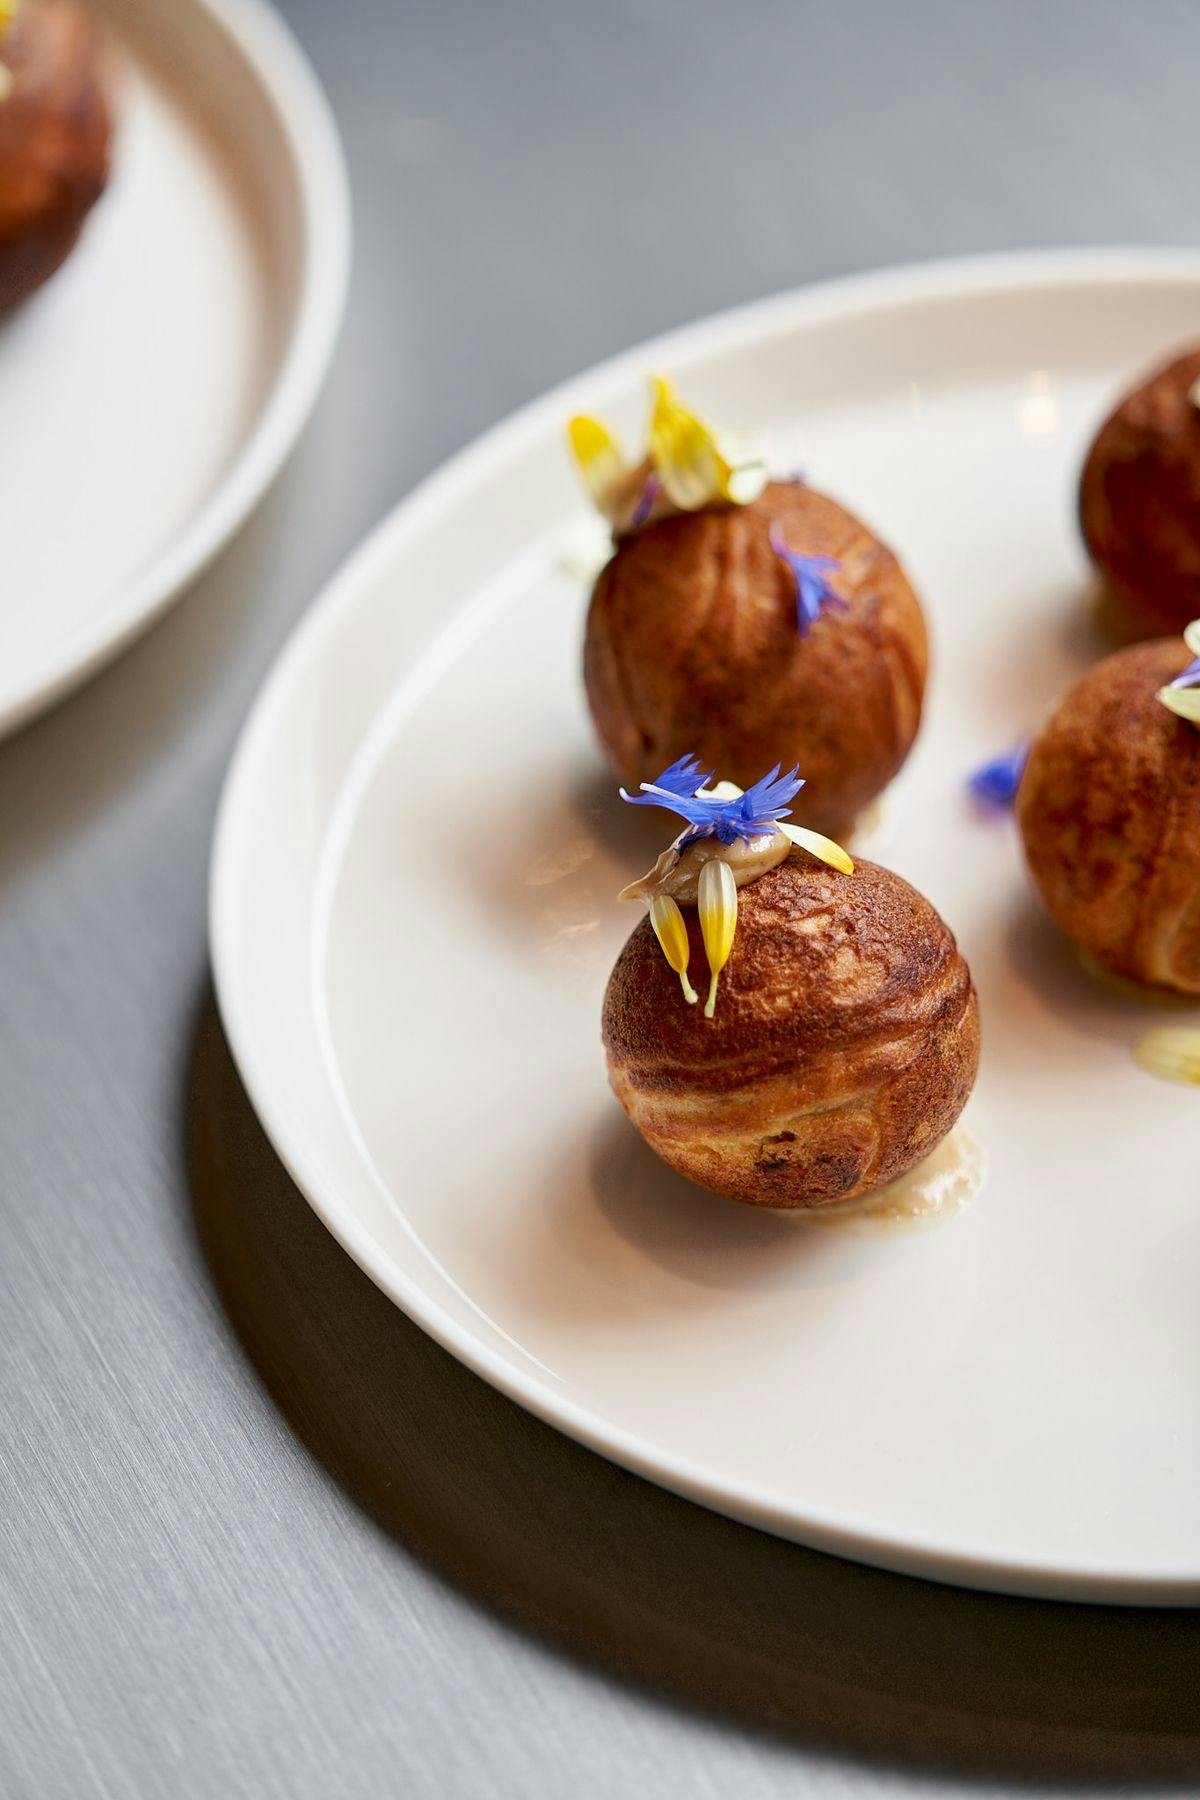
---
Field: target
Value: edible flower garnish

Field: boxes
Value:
[1157,619,1200,725]
[649,894,698,1005]
[774,818,856,872]
[623,760,804,848]
[630,471,662,528]
[620,751,716,806]
[619,756,854,1015]
[968,741,1029,809]
[769,527,848,636]
[647,376,766,511]
[568,375,766,534]
[567,415,625,515]
[698,860,737,1018]
[1133,1026,1200,1087]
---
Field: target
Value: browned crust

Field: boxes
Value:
[0,0,112,312]
[583,481,928,838]
[601,854,980,1208]
[1079,348,1200,640]
[1017,638,1200,993]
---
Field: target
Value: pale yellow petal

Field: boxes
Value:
[1184,619,1200,658]
[647,374,766,512]
[1158,684,1200,724]
[776,820,855,873]
[650,893,698,1004]
[567,414,626,513]
[648,377,719,508]
[698,857,738,1018]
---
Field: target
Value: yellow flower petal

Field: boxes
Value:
[649,893,698,1004]
[1184,618,1200,658]
[647,375,766,513]
[1158,684,1200,725]
[1133,1026,1200,1086]
[567,414,627,512]
[776,820,855,873]
[697,857,738,1018]
[649,376,722,509]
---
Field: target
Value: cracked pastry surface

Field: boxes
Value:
[0,0,112,312]
[1017,638,1200,995]
[602,854,980,1208]
[1079,347,1200,641]
[584,481,927,838]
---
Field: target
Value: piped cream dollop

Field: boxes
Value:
[619,827,791,906]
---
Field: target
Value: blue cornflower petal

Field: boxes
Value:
[630,472,662,528]
[968,742,1029,809]
[620,753,714,811]
[1170,655,1200,691]
[735,763,805,826]
[769,525,849,637]
[621,757,805,846]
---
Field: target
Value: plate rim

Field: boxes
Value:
[0,0,352,738]
[211,245,1200,1605]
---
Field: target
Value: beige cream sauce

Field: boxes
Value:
[619,827,788,906]
[773,1123,986,1236]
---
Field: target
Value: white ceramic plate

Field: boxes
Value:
[212,249,1200,1604]
[0,0,349,736]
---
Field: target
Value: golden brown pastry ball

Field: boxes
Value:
[1079,348,1200,641]
[602,855,980,1208]
[1017,638,1200,994]
[0,0,112,312]
[583,481,927,839]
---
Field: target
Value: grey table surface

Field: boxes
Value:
[4,1,1200,1795]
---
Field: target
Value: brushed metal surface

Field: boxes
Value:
[4,1,1200,1794]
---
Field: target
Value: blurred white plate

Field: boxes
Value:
[0,0,349,736]
[212,249,1200,1604]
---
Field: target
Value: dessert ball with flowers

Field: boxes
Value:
[602,758,981,1209]
[1016,625,1200,995]
[570,378,928,839]
[1079,347,1200,642]
[0,0,112,312]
